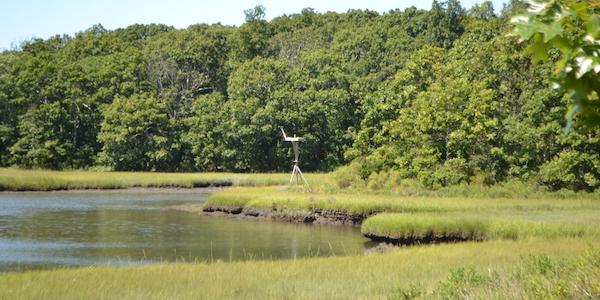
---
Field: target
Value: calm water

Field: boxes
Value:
[0,190,372,272]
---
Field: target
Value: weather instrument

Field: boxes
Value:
[280,127,308,186]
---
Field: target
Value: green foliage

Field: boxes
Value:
[512,0,600,128]
[426,0,466,49]
[98,94,172,170]
[538,150,600,191]
[388,284,423,300]
[0,3,598,191]
[222,57,292,171]
[367,169,402,191]
[244,5,266,23]
[183,92,228,171]
[416,158,471,189]
[230,6,272,61]
[0,52,20,166]
[434,267,489,299]
[332,160,366,189]
[425,250,600,299]
[10,102,71,169]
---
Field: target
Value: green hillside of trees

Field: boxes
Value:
[1,0,599,191]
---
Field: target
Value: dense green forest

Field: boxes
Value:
[0,0,599,191]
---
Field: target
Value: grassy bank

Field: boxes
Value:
[205,187,600,215]
[0,169,329,191]
[205,187,600,244]
[361,213,596,243]
[0,238,597,299]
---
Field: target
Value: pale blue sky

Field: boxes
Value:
[0,0,508,50]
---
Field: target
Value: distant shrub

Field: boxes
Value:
[434,267,489,299]
[366,169,402,191]
[538,150,600,191]
[332,160,365,189]
[388,284,423,300]
[417,158,470,189]
[470,169,498,186]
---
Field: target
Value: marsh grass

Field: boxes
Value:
[208,187,600,248]
[4,169,600,299]
[0,168,329,191]
[361,213,595,242]
[0,238,596,299]
[206,187,600,215]
[389,248,600,299]
[324,166,600,199]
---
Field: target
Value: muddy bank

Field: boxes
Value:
[184,203,479,245]
[362,232,483,246]
[200,204,367,226]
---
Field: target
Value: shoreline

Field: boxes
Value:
[193,204,488,245]
[196,187,600,246]
[200,203,367,227]
[0,169,321,192]
[0,183,233,192]
[6,180,600,247]
[0,186,230,194]
[170,202,367,227]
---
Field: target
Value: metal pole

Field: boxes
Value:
[292,142,299,163]
[281,128,308,186]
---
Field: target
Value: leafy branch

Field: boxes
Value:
[511,0,600,129]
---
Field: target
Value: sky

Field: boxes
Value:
[0,0,508,50]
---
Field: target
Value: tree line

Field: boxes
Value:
[0,0,599,191]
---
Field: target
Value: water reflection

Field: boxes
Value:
[0,190,372,272]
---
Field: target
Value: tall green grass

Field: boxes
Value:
[207,187,600,245]
[0,238,596,299]
[205,187,600,215]
[361,213,595,242]
[3,167,600,200]
[392,249,600,299]
[325,162,600,199]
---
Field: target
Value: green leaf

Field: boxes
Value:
[527,34,550,62]
[540,20,562,42]
[512,15,537,40]
[566,1,591,21]
[549,36,573,53]
[586,15,600,37]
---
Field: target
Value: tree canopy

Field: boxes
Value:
[1,1,599,191]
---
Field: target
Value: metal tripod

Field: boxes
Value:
[289,141,308,186]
